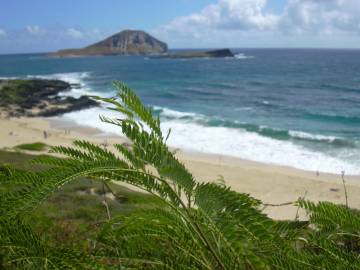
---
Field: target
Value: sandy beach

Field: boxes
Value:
[1,115,359,220]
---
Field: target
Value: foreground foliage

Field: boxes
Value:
[1,82,360,269]
[15,142,49,152]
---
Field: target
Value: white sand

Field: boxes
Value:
[1,116,359,220]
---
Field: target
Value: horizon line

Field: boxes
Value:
[2,47,360,56]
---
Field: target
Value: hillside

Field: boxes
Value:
[51,30,168,57]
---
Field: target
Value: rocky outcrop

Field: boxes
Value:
[0,79,98,117]
[202,49,234,58]
[51,30,168,57]
[157,49,234,59]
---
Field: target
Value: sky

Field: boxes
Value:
[1,0,360,54]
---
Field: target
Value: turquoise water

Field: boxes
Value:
[1,49,359,174]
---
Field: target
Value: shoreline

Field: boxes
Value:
[50,116,360,181]
[1,115,359,220]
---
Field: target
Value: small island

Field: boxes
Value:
[158,49,235,59]
[50,30,234,59]
[0,79,98,117]
[50,30,168,57]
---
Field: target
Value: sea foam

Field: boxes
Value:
[1,72,96,98]
[61,105,360,175]
[161,120,360,175]
[27,72,95,98]
[234,53,254,59]
[289,131,338,142]
[36,73,360,175]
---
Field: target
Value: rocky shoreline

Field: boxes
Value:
[0,79,98,117]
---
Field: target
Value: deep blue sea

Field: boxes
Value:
[1,49,359,174]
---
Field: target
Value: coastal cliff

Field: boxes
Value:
[51,30,168,57]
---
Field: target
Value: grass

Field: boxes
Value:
[0,149,162,250]
[0,150,48,170]
[31,179,161,250]
[0,80,29,105]
[15,142,49,151]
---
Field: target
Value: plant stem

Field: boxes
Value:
[102,181,111,220]
[341,171,349,208]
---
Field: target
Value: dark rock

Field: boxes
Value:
[50,30,168,57]
[0,79,71,108]
[204,49,234,58]
[157,48,234,59]
[37,97,98,117]
[0,79,99,117]
[70,83,82,89]
[38,104,46,109]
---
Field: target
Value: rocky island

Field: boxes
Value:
[50,29,234,59]
[0,79,98,117]
[51,30,168,57]
[159,49,235,59]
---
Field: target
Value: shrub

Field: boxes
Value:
[1,82,360,269]
[15,142,48,151]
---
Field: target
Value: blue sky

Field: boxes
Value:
[0,0,360,54]
[0,1,217,30]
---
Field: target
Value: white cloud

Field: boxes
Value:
[281,0,360,35]
[155,0,360,47]
[26,25,46,36]
[66,28,84,39]
[158,0,279,35]
[86,28,107,40]
[0,29,6,37]
[0,26,114,54]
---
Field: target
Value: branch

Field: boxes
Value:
[263,202,294,207]
[341,171,349,208]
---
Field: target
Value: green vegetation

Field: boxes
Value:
[0,79,98,117]
[0,79,69,108]
[0,79,31,105]
[0,150,47,170]
[15,142,49,151]
[31,179,161,250]
[0,150,160,254]
[1,82,360,269]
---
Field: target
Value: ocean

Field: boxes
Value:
[0,49,359,175]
